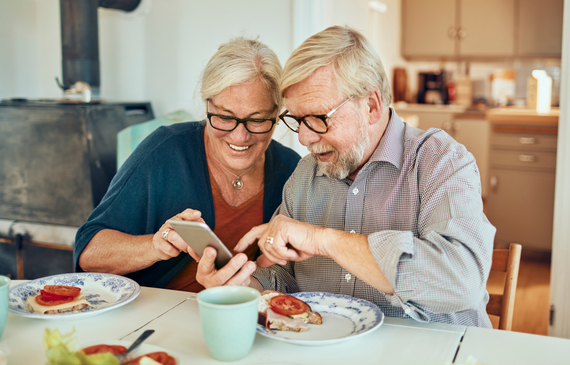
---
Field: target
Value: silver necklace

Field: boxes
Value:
[217,163,255,190]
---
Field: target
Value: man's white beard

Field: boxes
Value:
[309,119,370,180]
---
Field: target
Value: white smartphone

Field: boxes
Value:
[168,220,233,269]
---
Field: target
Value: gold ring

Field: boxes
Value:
[162,228,171,241]
[266,237,274,245]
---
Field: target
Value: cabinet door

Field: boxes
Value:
[416,111,455,132]
[402,0,456,58]
[452,119,490,198]
[486,168,555,251]
[517,0,563,57]
[459,0,515,57]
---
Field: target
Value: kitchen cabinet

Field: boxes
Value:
[449,117,490,197]
[485,108,559,251]
[486,131,557,251]
[517,0,563,57]
[402,0,515,59]
[459,0,515,57]
[401,0,456,57]
[402,0,562,59]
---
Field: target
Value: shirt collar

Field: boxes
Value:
[368,108,405,170]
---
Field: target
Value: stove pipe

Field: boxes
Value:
[59,0,141,90]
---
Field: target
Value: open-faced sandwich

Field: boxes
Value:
[26,285,90,314]
[258,290,322,332]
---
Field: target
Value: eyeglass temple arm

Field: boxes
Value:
[326,96,354,117]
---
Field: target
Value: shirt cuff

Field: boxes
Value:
[252,267,273,290]
[368,230,428,322]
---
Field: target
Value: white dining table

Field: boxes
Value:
[2,280,569,365]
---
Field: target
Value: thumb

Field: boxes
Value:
[256,254,284,268]
[199,247,217,271]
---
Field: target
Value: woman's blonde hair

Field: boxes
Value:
[200,37,282,109]
[280,26,392,106]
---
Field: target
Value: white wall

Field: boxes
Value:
[0,0,299,148]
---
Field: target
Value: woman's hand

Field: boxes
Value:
[151,209,206,262]
[196,247,257,288]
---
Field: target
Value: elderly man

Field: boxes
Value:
[197,26,496,327]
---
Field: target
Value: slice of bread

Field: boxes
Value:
[258,290,322,331]
[43,302,89,314]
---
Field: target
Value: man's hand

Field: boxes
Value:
[196,247,257,288]
[151,208,206,262]
[235,215,326,268]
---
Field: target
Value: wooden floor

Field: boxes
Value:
[487,253,551,335]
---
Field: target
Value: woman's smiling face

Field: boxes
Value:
[205,79,277,174]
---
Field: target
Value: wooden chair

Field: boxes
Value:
[486,243,522,330]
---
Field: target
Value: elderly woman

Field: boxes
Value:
[73,38,300,291]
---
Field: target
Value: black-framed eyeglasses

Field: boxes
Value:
[206,100,277,134]
[279,96,354,134]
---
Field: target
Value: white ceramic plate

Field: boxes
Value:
[256,292,384,346]
[78,340,181,365]
[9,272,141,320]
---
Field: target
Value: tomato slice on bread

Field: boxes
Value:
[43,285,81,297]
[82,344,127,355]
[35,294,75,306]
[34,285,81,306]
[269,295,309,316]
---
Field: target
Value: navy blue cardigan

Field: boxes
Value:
[74,122,301,287]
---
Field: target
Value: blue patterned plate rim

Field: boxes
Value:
[8,272,141,320]
[256,292,384,346]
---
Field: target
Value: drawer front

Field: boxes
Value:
[490,132,558,151]
[490,149,557,170]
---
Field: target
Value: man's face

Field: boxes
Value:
[284,66,370,180]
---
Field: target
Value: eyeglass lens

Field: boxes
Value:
[281,115,327,134]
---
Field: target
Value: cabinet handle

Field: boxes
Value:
[452,121,461,132]
[448,27,457,38]
[490,176,498,191]
[458,28,467,38]
[519,155,536,162]
[442,121,452,132]
[519,137,536,145]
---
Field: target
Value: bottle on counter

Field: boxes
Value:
[527,70,552,113]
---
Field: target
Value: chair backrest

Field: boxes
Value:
[486,243,522,330]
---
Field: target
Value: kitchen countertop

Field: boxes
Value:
[393,103,560,126]
[486,107,559,126]
[393,102,488,118]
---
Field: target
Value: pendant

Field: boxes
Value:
[232,178,244,189]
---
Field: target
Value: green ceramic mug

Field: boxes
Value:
[0,275,10,339]
[197,286,260,361]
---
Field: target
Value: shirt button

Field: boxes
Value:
[345,273,351,282]
[353,188,359,195]
[350,230,356,234]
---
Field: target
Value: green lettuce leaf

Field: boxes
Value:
[43,328,119,365]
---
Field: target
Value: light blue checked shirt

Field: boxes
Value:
[253,110,495,327]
